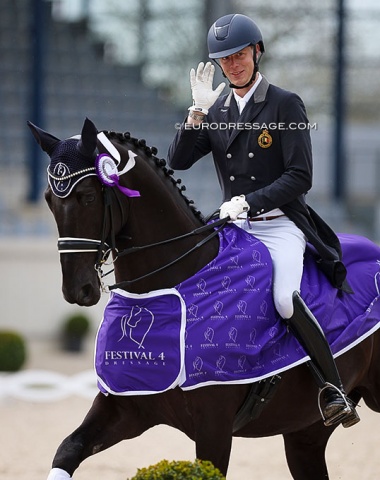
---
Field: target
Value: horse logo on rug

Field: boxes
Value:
[119,305,154,349]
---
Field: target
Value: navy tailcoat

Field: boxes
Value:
[168,76,351,292]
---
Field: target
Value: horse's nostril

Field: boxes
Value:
[81,284,93,299]
[77,283,100,306]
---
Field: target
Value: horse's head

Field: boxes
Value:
[29,118,215,306]
[28,118,137,306]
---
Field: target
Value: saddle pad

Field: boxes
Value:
[95,224,380,395]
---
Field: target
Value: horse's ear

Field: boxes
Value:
[77,117,98,158]
[27,121,60,155]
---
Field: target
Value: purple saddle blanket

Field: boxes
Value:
[95,224,380,395]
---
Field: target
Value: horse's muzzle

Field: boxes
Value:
[63,281,101,306]
[60,253,102,306]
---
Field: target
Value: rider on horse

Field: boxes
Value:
[168,13,360,428]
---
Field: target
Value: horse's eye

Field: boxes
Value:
[78,191,96,206]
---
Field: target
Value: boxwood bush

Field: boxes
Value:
[0,330,27,371]
[61,312,91,352]
[128,459,226,480]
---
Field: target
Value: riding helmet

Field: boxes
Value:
[207,14,265,59]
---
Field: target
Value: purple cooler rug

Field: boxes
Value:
[95,224,380,395]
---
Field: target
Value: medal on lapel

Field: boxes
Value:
[258,129,272,148]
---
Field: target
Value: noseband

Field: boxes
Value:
[58,238,107,254]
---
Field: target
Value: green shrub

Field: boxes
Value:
[61,312,91,352]
[128,459,226,480]
[62,313,90,336]
[0,330,27,372]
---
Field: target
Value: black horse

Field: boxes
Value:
[29,118,380,479]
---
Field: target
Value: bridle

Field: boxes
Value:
[57,186,124,289]
[57,185,228,292]
[56,189,122,260]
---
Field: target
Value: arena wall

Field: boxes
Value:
[0,237,109,339]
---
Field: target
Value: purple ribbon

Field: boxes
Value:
[109,174,140,198]
[95,154,140,197]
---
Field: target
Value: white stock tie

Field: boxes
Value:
[238,97,246,114]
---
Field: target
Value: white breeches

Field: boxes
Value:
[234,216,306,319]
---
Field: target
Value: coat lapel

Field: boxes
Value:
[219,91,239,124]
[227,76,270,149]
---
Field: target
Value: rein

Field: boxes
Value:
[57,185,228,292]
[108,217,227,290]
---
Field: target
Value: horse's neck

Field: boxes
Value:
[113,194,218,294]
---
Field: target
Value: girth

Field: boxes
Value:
[233,375,282,432]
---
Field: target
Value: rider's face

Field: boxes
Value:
[220,46,255,88]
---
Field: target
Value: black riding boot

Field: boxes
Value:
[286,291,360,428]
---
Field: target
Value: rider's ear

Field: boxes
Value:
[77,117,98,159]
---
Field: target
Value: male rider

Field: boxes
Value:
[168,13,359,428]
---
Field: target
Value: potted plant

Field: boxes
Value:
[128,459,226,479]
[61,312,91,352]
[0,330,27,371]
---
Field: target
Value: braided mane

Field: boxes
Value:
[100,129,206,223]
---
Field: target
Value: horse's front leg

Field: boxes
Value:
[190,388,238,476]
[195,426,233,477]
[47,393,148,479]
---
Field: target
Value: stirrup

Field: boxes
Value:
[318,383,351,427]
[342,404,361,428]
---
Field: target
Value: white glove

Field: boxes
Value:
[219,195,250,221]
[189,62,226,114]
